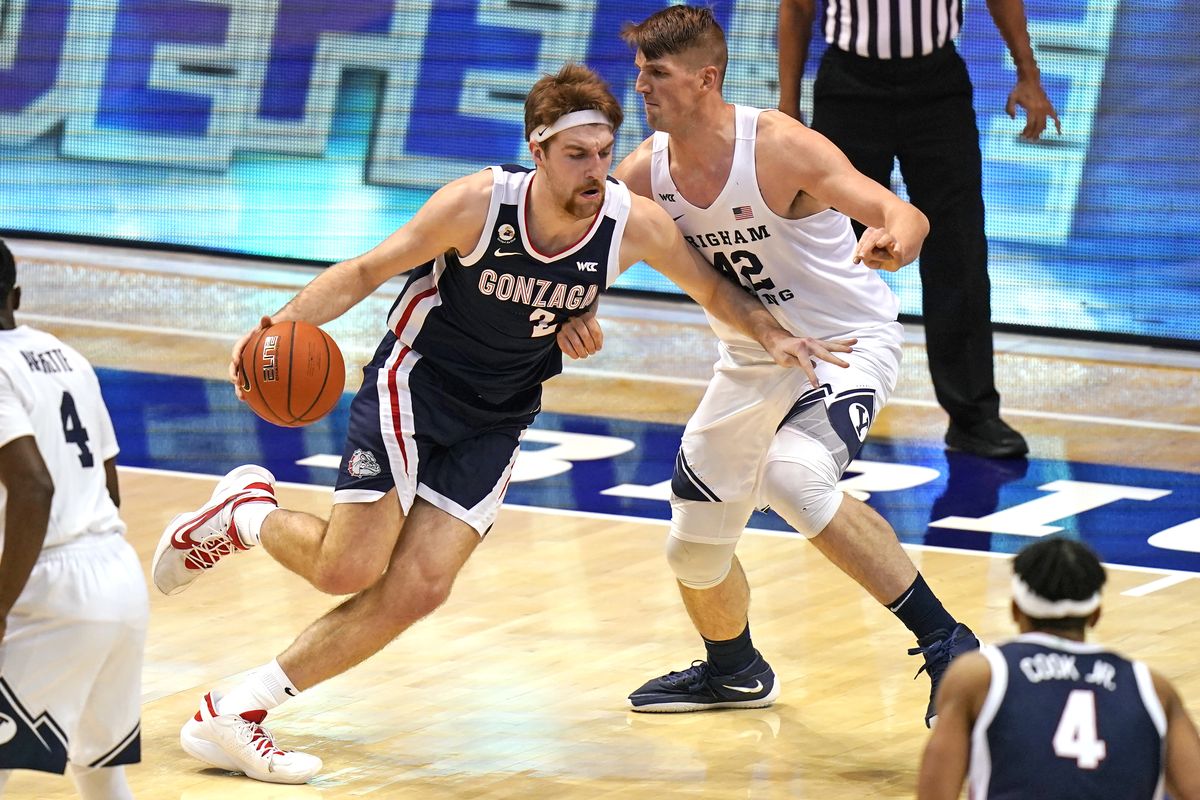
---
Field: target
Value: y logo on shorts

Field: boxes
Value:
[848,402,872,442]
[347,449,382,478]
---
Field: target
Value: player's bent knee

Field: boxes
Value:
[665,535,738,589]
[761,456,844,538]
[311,557,386,596]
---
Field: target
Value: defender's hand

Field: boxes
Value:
[854,228,906,272]
[767,335,857,388]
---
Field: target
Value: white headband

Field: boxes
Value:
[1012,576,1101,619]
[529,109,612,143]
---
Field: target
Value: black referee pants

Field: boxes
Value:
[811,43,1000,428]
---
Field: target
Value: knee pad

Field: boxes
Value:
[665,535,739,589]
[666,497,755,589]
[761,430,845,537]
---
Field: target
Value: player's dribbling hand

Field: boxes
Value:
[768,335,857,388]
[557,309,604,360]
[229,315,274,400]
[853,228,906,272]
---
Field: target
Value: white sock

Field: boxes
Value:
[232,501,276,546]
[217,659,299,716]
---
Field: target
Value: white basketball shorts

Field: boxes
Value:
[0,532,148,774]
[672,322,903,507]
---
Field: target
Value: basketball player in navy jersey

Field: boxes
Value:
[918,537,1200,799]
[149,64,853,784]
[559,5,975,726]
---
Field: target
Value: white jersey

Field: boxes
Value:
[650,105,900,346]
[0,326,124,550]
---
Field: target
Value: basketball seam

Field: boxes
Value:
[284,321,297,425]
[295,326,331,423]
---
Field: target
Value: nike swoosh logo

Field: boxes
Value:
[493,249,522,257]
[672,214,686,221]
[722,680,764,693]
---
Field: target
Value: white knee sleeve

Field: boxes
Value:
[761,431,845,537]
[69,765,133,800]
[665,535,739,589]
[666,496,755,588]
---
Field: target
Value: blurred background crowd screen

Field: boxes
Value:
[0,0,1196,344]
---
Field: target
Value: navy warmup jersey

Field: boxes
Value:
[385,165,629,405]
[970,633,1166,800]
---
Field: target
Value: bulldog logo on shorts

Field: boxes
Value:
[347,449,382,478]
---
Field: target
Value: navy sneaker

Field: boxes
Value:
[909,623,981,728]
[628,652,779,713]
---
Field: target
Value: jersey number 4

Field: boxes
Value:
[1053,689,1107,769]
[60,391,95,468]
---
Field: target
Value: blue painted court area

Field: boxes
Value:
[101,368,1200,574]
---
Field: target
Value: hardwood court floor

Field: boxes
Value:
[9,471,1200,799]
[6,240,1200,797]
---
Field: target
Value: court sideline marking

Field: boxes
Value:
[21,312,1200,435]
[119,465,1195,596]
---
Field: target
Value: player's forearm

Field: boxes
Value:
[274,259,383,326]
[0,490,51,619]
[777,0,816,117]
[705,279,792,350]
[985,0,1041,79]
[882,201,930,265]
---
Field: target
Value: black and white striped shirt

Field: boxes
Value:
[823,0,963,59]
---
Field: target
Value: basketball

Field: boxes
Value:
[239,321,345,427]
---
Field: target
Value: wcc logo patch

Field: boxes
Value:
[347,449,382,478]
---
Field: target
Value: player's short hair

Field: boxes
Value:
[0,239,15,301]
[1013,537,1107,632]
[620,5,728,86]
[524,64,623,145]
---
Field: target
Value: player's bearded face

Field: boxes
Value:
[542,127,613,219]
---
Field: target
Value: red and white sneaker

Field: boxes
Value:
[181,692,322,785]
[152,464,277,595]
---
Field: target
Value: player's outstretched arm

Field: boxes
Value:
[623,197,855,386]
[1154,670,1200,800]
[916,652,990,800]
[0,435,53,640]
[757,113,929,271]
[228,170,493,393]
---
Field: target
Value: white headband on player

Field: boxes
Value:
[529,109,612,143]
[1012,576,1101,619]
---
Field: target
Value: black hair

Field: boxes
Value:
[1013,537,1107,632]
[0,240,14,300]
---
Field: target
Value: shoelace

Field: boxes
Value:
[184,533,240,571]
[663,661,711,688]
[908,630,956,680]
[180,491,272,570]
[233,717,287,764]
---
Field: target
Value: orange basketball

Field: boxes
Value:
[239,321,345,427]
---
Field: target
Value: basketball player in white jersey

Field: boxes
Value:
[563,6,977,725]
[919,537,1200,799]
[149,66,856,784]
[0,240,148,798]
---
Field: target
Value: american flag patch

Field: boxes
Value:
[732,205,754,220]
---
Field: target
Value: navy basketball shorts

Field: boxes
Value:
[333,334,538,536]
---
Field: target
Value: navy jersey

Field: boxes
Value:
[970,633,1166,800]
[385,165,629,405]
